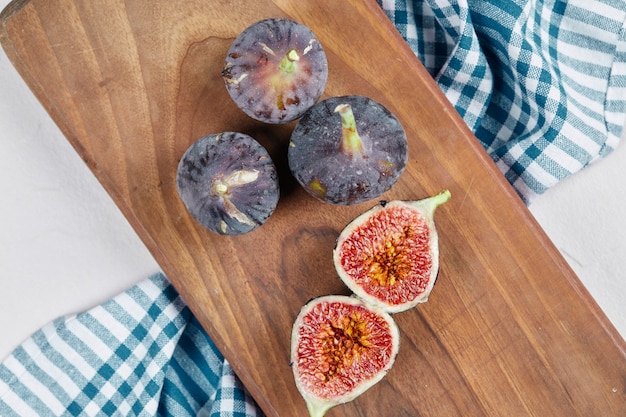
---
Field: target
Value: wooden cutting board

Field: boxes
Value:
[2,0,625,415]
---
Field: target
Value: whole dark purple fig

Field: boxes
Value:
[288,95,408,205]
[176,132,279,235]
[222,18,328,124]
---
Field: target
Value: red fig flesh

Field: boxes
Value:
[333,190,451,313]
[291,295,400,417]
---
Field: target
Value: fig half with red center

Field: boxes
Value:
[176,132,279,235]
[288,95,408,205]
[333,190,451,313]
[222,18,328,124]
[291,295,400,417]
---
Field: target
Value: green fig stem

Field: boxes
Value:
[279,48,300,74]
[306,398,333,417]
[335,103,364,157]
[415,189,451,215]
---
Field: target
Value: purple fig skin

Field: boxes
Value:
[222,18,328,124]
[288,95,408,205]
[176,132,279,235]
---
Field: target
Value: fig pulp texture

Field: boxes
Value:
[291,295,400,417]
[334,190,451,313]
[176,132,279,235]
[288,95,408,205]
[222,18,328,124]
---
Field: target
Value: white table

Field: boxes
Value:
[1,0,625,360]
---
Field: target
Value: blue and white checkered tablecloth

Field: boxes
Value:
[0,274,263,416]
[2,1,625,416]
[379,0,626,203]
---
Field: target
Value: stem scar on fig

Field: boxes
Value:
[223,18,328,124]
[211,169,261,228]
[176,132,279,235]
[279,49,301,74]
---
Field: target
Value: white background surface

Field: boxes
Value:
[1,0,625,361]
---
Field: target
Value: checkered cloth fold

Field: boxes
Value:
[0,273,263,416]
[2,1,626,416]
[378,0,626,203]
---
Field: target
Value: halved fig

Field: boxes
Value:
[222,18,328,124]
[333,190,451,313]
[288,95,408,205]
[176,132,279,235]
[291,295,400,417]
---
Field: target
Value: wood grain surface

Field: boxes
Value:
[2,0,625,416]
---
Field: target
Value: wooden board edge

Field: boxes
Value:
[0,0,27,22]
[360,0,626,354]
[0,3,278,413]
